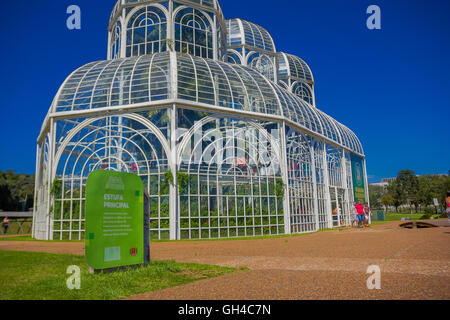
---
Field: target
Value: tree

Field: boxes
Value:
[369,185,385,209]
[387,181,405,213]
[381,193,394,211]
[395,170,419,213]
[0,171,35,211]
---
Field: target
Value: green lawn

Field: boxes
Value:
[0,250,237,300]
[385,213,443,221]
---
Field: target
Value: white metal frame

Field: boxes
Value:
[33,0,368,241]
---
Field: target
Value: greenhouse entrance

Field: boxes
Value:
[330,187,349,228]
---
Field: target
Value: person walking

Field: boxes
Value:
[355,201,364,228]
[364,203,372,228]
[2,216,10,235]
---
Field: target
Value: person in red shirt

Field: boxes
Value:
[355,201,364,228]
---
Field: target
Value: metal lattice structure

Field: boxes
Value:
[33,0,368,240]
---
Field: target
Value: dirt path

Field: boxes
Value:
[1,222,449,299]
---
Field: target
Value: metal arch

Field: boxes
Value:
[209,59,235,108]
[52,113,172,179]
[89,60,118,110]
[219,61,251,111]
[200,56,218,106]
[194,131,280,177]
[257,74,285,119]
[232,64,269,116]
[39,64,94,141]
[147,53,158,101]
[322,112,344,146]
[172,5,217,50]
[278,52,290,77]
[236,18,246,47]
[289,89,318,131]
[225,48,244,65]
[70,61,106,112]
[60,123,158,185]
[186,54,199,102]
[107,58,131,106]
[177,116,282,167]
[124,2,170,29]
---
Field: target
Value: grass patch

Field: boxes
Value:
[0,236,81,242]
[385,213,443,221]
[0,250,236,300]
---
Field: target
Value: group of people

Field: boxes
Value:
[351,201,371,228]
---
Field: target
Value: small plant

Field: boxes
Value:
[50,178,62,199]
[275,178,285,201]
[177,172,189,194]
[163,171,174,186]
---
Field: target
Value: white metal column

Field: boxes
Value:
[363,157,371,224]
[322,143,333,229]
[310,144,320,232]
[46,119,56,240]
[32,144,40,239]
[279,122,291,235]
[341,150,350,227]
[169,104,178,240]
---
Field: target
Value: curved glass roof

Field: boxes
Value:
[109,0,222,26]
[278,52,314,84]
[50,52,362,154]
[226,18,276,52]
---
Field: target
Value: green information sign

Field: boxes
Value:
[350,154,366,203]
[85,170,147,271]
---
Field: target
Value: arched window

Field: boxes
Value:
[248,53,275,81]
[292,82,313,105]
[126,6,167,57]
[110,20,122,59]
[174,8,213,59]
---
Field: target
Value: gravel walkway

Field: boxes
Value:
[1,222,449,300]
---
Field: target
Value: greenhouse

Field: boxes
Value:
[33,0,369,241]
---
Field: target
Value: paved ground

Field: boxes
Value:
[1,222,449,300]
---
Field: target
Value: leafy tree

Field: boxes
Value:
[0,170,35,211]
[368,185,385,209]
[387,181,405,212]
[395,170,419,213]
[381,193,394,211]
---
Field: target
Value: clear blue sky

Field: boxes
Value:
[0,0,449,182]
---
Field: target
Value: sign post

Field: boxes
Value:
[85,170,150,273]
[350,154,366,203]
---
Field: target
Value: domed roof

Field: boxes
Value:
[226,18,276,52]
[278,52,314,84]
[109,0,223,27]
[44,52,363,155]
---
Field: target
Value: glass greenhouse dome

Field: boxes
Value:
[33,0,368,241]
